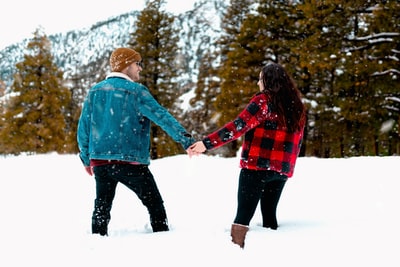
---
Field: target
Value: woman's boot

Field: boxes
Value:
[230,223,249,248]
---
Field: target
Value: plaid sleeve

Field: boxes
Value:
[203,94,267,150]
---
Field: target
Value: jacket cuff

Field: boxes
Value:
[202,137,214,150]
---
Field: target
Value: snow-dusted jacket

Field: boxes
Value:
[203,92,304,177]
[77,72,194,167]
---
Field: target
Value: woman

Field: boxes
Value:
[190,62,306,248]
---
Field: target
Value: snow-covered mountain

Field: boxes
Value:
[0,1,225,92]
[0,11,137,89]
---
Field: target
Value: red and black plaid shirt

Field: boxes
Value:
[203,92,304,177]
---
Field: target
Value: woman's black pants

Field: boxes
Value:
[233,168,287,229]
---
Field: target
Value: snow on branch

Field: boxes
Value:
[347,32,400,42]
[371,69,400,77]
[344,32,400,52]
[386,96,400,103]
[383,105,399,113]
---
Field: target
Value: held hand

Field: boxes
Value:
[84,166,93,176]
[190,141,207,154]
[186,141,206,158]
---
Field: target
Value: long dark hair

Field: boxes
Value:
[260,63,306,132]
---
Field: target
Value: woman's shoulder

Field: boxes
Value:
[251,92,270,105]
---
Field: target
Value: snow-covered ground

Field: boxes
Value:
[1,153,398,266]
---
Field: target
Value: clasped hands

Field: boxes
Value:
[186,141,206,158]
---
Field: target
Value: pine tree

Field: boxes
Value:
[188,50,224,155]
[215,0,301,156]
[129,0,184,159]
[328,1,400,156]
[215,0,256,125]
[181,0,229,156]
[0,29,73,155]
[289,0,400,156]
[291,0,356,157]
[358,1,400,155]
[207,0,257,156]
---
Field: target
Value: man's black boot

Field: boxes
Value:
[92,199,112,236]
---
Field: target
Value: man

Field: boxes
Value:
[77,47,195,235]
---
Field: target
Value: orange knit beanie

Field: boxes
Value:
[109,47,142,72]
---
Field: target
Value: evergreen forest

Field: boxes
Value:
[0,0,399,158]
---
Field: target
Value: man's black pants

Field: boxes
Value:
[92,163,168,234]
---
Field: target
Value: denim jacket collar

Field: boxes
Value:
[106,72,133,82]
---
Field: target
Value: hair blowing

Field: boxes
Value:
[261,63,306,132]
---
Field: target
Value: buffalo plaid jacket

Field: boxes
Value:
[202,92,304,177]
